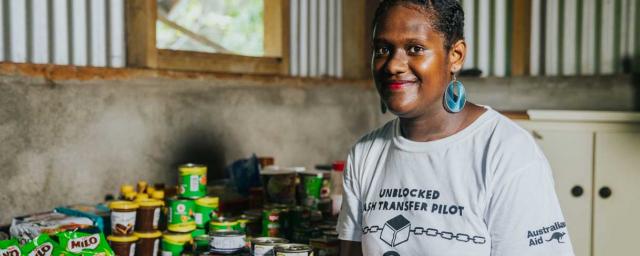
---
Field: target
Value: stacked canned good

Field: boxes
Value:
[163,163,218,256]
[107,181,165,256]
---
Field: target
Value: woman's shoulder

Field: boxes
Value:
[348,118,396,157]
[482,110,547,170]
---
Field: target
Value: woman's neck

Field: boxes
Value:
[399,103,484,142]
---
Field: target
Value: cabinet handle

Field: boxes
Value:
[571,185,584,197]
[599,187,612,199]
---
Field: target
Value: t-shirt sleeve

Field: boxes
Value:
[336,151,363,241]
[486,159,575,256]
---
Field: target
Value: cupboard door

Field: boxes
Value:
[528,128,593,256]
[594,132,640,256]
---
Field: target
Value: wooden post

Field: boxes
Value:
[125,0,158,68]
[511,0,532,76]
[264,0,290,75]
[342,0,375,79]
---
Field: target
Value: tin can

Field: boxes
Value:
[262,209,281,237]
[274,244,313,256]
[251,237,288,256]
[161,232,192,256]
[290,206,310,230]
[179,164,207,199]
[298,171,324,208]
[309,237,338,256]
[192,233,210,252]
[209,230,245,254]
[194,197,219,229]
[237,214,261,237]
[209,216,241,232]
[167,198,195,225]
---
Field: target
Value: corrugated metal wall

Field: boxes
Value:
[0,0,125,67]
[462,0,639,77]
[531,0,638,76]
[289,0,342,78]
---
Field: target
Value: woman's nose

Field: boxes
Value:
[385,50,409,75]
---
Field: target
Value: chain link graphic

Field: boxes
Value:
[362,225,486,244]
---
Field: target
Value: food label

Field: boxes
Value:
[111,211,136,235]
[210,236,245,250]
[253,244,275,256]
[128,244,135,256]
[0,246,21,256]
[66,234,100,253]
[28,243,52,256]
[153,208,161,229]
[194,213,203,225]
[189,175,199,192]
[152,239,159,256]
[161,251,172,256]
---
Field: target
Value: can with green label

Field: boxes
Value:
[262,208,281,237]
[178,164,207,199]
[300,171,324,208]
[209,217,241,232]
[194,197,219,229]
[161,232,192,256]
[168,197,195,225]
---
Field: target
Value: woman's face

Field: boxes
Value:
[372,4,462,118]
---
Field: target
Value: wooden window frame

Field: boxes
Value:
[125,0,290,75]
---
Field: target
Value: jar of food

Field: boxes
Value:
[209,217,240,232]
[135,199,164,232]
[260,167,298,205]
[151,190,165,201]
[167,221,196,233]
[123,191,138,201]
[194,197,219,229]
[107,235,138,256]
[120,185,134,198]
[137,181,148,194]
[133,231,161,256]
[167,197,195,225]
[209,230,245,254]
[251,237,288,256]
[191,229,209,252]
[109,201,140,236]
[161,232,192,256]
[178,164,207,199]
[274,243,313,256]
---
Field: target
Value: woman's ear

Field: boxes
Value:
[448,39,466,73]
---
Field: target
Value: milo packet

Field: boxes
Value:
[18,234,61,256]
[57,231,113,256]
[0,239,22,256]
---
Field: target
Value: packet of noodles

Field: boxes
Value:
[19,234,63,256]
[56,231,113,256]
[0,238,22,256]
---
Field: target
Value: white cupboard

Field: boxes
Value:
[515,110,640,256]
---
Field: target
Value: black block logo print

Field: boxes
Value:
[380,215,411,247]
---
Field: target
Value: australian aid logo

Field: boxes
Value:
[0,246,21,256]
[28,243,53,256]
[66,234,100,253]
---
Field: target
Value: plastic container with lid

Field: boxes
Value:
[167,221,197,233]
[151,190,165,201]
[330,161,345,216]
[123,191,137,201]
[109,201,140,236]
[161,232,192,256]
[178,164,207,199]
[107,235,138,256]
[121,185,135,198]
[260,166,298,205]
[167,198,195,225]
[135,199,164,232]
[146,186,156,196]
[194,197,219,229]
[191,229,209,252]
[137,181,148,194]
[134,231,161,256]
[135,193,149,201]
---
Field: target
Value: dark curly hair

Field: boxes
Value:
[372,0,465,51]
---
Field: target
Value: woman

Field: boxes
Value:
[337,1,575,255]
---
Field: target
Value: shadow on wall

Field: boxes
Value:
[169,128,229,181]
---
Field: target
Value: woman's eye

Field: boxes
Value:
[408,46,425,54]
[375,47,390,56]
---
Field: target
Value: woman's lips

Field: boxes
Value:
[387,81,417,91]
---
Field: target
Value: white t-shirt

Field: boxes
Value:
[337,107,575,256]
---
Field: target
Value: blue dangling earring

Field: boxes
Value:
[443,73,466,113]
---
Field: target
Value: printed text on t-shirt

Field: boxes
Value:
[363,188,465,216]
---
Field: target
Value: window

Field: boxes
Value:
[126,0,289,75]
